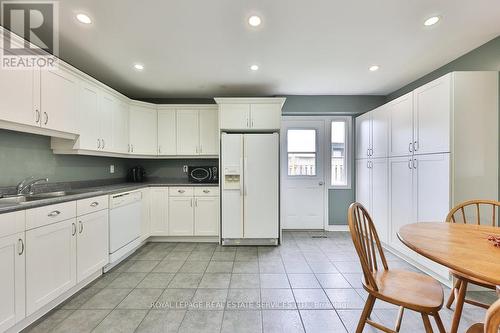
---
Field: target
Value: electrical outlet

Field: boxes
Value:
[110,165,115,174]
[183,165,188,173]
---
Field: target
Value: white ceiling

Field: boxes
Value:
[57,0,500,98]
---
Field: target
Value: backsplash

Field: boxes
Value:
[129,158,219,180]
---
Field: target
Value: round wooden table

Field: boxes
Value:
[397,222,500,286]
[398,222,500,333]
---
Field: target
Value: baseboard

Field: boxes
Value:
[324,225,349,231]
[149,235,219,243]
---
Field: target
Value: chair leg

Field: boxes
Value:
[394,306,404,332]
[432,312,446,333]
[446,277,462,309]
[356,294,376,333]
[450,279,468,333]
[421,313,434,333]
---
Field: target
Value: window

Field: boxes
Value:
[287,129,316,176]
[331,120,348,187]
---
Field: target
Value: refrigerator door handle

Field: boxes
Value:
[244,156,248,196]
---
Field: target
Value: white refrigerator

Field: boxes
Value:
[221,133,279,245]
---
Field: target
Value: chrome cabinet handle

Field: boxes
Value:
[102,139,105,149]
[251,118,254,128]
[127,144,130,152]
[43,112,48,125]
[18,239,24,255]
[408,142,413,153]
[79,221,83,234]
[367,149,370,157]
[90,201,99,207]
[413,141,418,152]
[413,158,417,169]
[246,118,249,128]
[97,139,101,149]
[158,146,162,154]
[131,144,134,152]
[72,222,76,236]
[203,190,210,194]
[194,198,198,207]
[408,159,412,169]
[35,109,40,123]
[48,210,61,217]
[178,190,185,193]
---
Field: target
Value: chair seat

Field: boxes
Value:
[365,270,444,313]
[450,269,496,289]
[466,323,484,333]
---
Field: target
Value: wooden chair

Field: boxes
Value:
[348,202,445,333]
[466,298,500,333]
[445,200,500,333]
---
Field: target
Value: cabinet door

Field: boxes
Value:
[150,188,168,236]
[199,109,219,155]
[388,156,413,255]
[140,188,151,241]
[40,66,79,133]
[99,92,115,152]
[157,109,177,155]
[26,219,77,315]
[355,159,371,210]
[168,197,194,236]
[355,112,371,159]
[77,210,108,283]
[413,75,451,155]
[176,110,199,155]
[371,106,389,158]
[112,100,129,154]
[0,59,38,127]
[77,81,100,150]
[219,104,250,130]
[194,197,219,236]
[250,104,281,130]
[388,92,413,157]
[371,158,388,243]
[0,233,25,332]
[129,105,157,155]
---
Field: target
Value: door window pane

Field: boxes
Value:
[331,121,346,185]
[287,129,316,176]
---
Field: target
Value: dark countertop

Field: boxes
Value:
[0,180,219,214]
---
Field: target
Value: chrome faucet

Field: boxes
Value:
[16,177,49,195]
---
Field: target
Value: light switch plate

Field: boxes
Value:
[110,165,115,173]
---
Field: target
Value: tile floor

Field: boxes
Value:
[24,231,497,333]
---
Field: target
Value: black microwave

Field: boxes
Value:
[188,166,218,183]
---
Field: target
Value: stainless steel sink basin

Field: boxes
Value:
[0,191,71,205]
[29,191,68,199]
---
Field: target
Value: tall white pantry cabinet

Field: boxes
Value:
[355,71,499,284]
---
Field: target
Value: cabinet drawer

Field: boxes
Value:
[26,201,77,230]
[169,187,194,197]
[77,195,109,216]
[0,211,25,238]
[194,187,219,197]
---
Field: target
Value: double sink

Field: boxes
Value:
[0,191,81,205]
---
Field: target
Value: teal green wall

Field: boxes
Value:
[282,95,386,225]
[0,129,128,187]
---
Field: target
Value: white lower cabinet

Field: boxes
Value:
[0,232,25,332]
[140,188,151,241]
[169,197,195,236]
[150,188,169,236]
[76,210,109,283]
[194,197,219,236]
[26,219,77,315]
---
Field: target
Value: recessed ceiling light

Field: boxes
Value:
[248,15,262,27]
[134,63,144,71]
[424,16,440,26]
[369,65,379,72]
[76,13,92,24]
[250,64,259,71]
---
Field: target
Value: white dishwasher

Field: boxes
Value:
[109,191,142,264]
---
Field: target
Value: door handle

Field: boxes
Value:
[35,109,40,124]
[18,239,24,255]
[102,139,105,149]
[203,190,210,194]
[413,158,417,169]
[318,181,324,186]
[72,222,76,236]
[48,210,61,217]
[251,119,254,128]
[97,138,101,149]
[90,201,99,207]
[43,112,48,125]
[413,141,419,152]
[408,159,412,169]
[408,142,413,153]
[79,221,84,234]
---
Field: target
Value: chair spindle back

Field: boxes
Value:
[446,200,500,226]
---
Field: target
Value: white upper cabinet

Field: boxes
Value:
[355,112,371,159]
[129,103,157,155]
[98,92,114,152]
[112,99,129,154]
[216,98,285,131]
[176,110,200,155]
[219,104,250,130]
[0,61,39,127]
[198,108,219,155]
[157,109,177,155]
[40,65,79,134]
[371,105,389,158]
[250,103,281,130]
[413,74,451,155]
[388,92,414,157]
[77,80,100,150]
